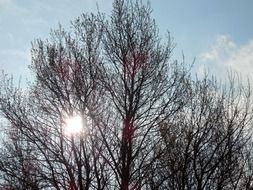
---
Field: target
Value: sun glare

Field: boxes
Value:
[64,115,83,135]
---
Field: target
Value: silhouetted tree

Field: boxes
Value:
[0,0,253,190]
[156,75,253,190]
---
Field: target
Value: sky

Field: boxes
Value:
[0,0,253,83]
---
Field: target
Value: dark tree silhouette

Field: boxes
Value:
[156,76,253,190]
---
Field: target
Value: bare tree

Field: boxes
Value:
[0,12,105,190]
[0,127,41,189]
[94,0,190,189]
[0,0,253,190]
[157,75,253,190]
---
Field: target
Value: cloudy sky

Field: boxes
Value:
[0,0,253,82]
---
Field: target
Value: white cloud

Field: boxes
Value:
[0,0,11,7]
[198,35,253,81]
[200,35,237,62]
[0,0,28,16]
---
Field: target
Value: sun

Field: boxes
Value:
[64,115,83,135]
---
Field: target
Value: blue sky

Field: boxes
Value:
[0,0,253,81]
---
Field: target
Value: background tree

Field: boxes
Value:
[156,75,253,190]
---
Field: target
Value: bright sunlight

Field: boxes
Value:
[64,115,83,135]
